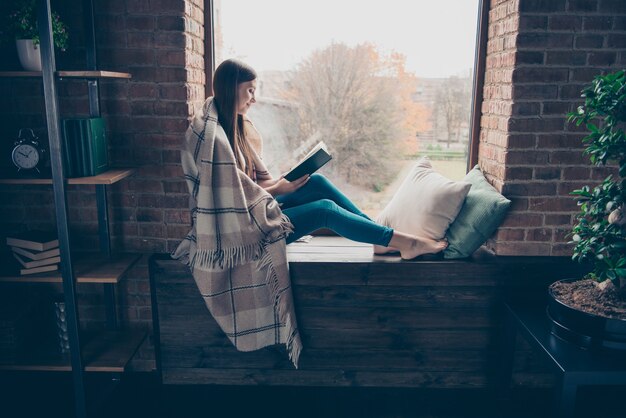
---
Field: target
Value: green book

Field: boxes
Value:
[62,117,109,177]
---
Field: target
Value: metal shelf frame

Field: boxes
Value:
[35,0,126,416]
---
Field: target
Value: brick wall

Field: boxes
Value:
[480,0,626,256]
[0,0,206,371]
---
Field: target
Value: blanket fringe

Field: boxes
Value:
[258,240,302,368]
[191,241,265,270]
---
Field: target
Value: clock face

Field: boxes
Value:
[12,143,40,170]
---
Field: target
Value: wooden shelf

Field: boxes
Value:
[0,168,135,185]
[0,253,141,284]
[0,329,146,372]
[0,70,131,79]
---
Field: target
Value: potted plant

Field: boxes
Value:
[2,0,68,71]
[547,69,626,350]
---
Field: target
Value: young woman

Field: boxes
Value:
[212,58,447,259]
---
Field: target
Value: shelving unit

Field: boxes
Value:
[0,168,134,185]
[0,1,145,417]
[0,70,131,79]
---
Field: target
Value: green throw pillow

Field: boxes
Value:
[444,165,511,259]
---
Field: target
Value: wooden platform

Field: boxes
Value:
[150,236,588,388]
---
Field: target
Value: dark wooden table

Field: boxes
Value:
[500,300,626,417]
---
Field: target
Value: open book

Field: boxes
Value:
[284,141,332,182]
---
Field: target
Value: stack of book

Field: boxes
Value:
[6,231,60,276]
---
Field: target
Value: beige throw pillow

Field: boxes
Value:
[376,157,471,240]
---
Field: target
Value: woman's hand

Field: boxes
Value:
[265,174,309,196]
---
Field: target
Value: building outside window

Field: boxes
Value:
[213,0,480,217]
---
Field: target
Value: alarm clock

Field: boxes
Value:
[11,129,46,174]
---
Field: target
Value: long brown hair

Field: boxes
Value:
[212,59,257,178]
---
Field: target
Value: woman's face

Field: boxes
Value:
[236,79,257,115]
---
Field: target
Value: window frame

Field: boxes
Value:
[204,0,489,173]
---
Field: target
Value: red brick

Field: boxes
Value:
[511,102,540,116]
[163,195,189,209]
[520,0,566,12]
[568,0,599,12]
[546,51,587,65]
[588,51,617,66]
[562,167,591,180]
[500,212,544,228]
[526,228,554,242]
[165,209,191,224]
[513,85,558,100]
[558,181,591,196]
[126,16,156,31]
[502,182,557,196]
[550,151,588,165]
[570,68,605,82]
[157,16,185,30]
[129,83,158,99]
[552,243,575,256]
[534,167,561,180]
[163,150,180,164]
[519,15,548,30]
[508,117,564,132]
[495,228,526,241]
[608,34,626,47]
[517,33,573,49]
[494,242,552,256]
[154,102,190,117]
[136,208,163,222]
[155,32,186,48]
[505,167,533,180]
[559,84,586,100]
[128,32,154,48]
[507,134,536,148]
[549,16,582,31]
[529,197,578,212]
[139,224,166,238]
[545,214,573,226]
[615,17,626,30]
[600,0,626,13]
[138,194,164,208]
[583,16,614,31]
[157,51,186,66]
[164,180,188,194]
[515,51,545,65]
[542,101,571,115]
[575,34,605,49]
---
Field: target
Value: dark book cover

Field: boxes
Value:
[284,142,332,182]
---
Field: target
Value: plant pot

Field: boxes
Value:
[16,39,42,71]
[548,278,626,350]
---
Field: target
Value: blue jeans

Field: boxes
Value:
[276,174,394,246]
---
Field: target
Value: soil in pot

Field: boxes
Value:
[550,279,626,320]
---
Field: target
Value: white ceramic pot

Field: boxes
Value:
[16,39,42,71]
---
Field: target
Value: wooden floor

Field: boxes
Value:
[3,372,625,418]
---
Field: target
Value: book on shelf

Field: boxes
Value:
[11,246,60,261]
[284,141,332,182]
[6,230,59,252]
[19,263,58,276]
[12,252,61,269]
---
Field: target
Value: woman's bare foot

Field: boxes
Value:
[373,244,400,254]
[400,237,448,260]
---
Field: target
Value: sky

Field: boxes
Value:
[217,0,480,78]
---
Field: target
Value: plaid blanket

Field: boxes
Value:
[171,97,302,367]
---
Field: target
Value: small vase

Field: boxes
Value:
[16,39,42,71]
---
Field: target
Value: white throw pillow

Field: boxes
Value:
[376,157,471,240]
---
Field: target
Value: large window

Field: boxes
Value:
[213,0,481,217]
